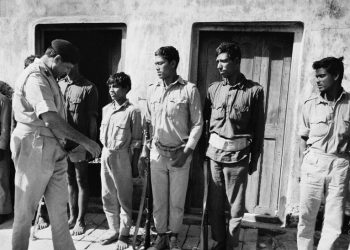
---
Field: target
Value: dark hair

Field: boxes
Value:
[0,81,13,100]
[106,72,131,92]
[312,57,344,83]
[216,42,241,62]
[24,55,39,69]
[155,46,180,68]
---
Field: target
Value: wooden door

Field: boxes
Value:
[187,31,294,216]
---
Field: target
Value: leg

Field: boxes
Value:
[150,148,169,234]
[100,148,119,245]
[297,153,325,250]
[44,138,75,250]
[0,151,12,217]
[11,133,52,250]
[67,160,78,228]
[208,160,226,248]
[72,161,89,236]
[110,150,133,250]
[37,197,50,230]
[223,159,249,249]
[318,157,350,250]
[168,154,191,233]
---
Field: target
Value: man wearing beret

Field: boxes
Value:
[11,39,101,250]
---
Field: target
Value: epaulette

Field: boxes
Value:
[304,94,318,104]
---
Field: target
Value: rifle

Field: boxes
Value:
[200,120,210,250]
[132,122,153,249]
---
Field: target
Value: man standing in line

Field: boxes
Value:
[11,39,101,250]
[298,57,349,250]
[139,46,203,250]
[0,81,12,224]
[205,42,264,249]
[59,65,99,235]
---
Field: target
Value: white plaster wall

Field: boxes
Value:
[1,0,350,219]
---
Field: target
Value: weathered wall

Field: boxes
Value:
[1,0,350,219]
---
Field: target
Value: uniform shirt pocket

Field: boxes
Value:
[211,103,226,121]
[309,115,328,138]
[167,97,187,119]
[229,105,250,124]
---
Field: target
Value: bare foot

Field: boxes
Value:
[37,216,49,230]
[116,235,129,250]
[99,231,119,245]
[68,217,76,229]
[72,220,86,236]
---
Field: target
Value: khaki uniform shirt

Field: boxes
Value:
[100,100,142,151]
[145,76,203,150]
[299,90,350,155]
[12,58,66,139]
[205,73,265,163]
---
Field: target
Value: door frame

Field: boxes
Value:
[188,22,304,221]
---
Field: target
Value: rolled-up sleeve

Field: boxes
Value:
[186,85,203,150]
[130,108,143,149]
[25,73,58,118]
[299,101,310,138]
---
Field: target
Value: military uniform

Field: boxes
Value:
[145,76,203,234]
[11,58,75,250]
[100,100,142,236]
[298,90,350,250]
[205,73,264,248]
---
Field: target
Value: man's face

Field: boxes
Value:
[315,67,338,93]
[216,52,240,78]
[52,56,74,79]
[154,56,176,80]
[109,84,128,102]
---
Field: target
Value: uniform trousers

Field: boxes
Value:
[297,150,350,250]
[0,150,12,214]
[208,157,249,249]
[150,147,192,234]
[100,147,133,236]
[10,129,75,250]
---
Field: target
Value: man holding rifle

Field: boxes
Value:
[204,42,264,249]
[139,46,203,250]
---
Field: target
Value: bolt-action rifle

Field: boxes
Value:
[132,122,153,249]
[200,120,210,250]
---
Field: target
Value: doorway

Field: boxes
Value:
[35,23,126,197]
[187,24,299,218]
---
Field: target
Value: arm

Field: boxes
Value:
[249,87,265,175]
[298,101,310,166]
[172,85,203,167]
[0,97,11,160]
[86,85,99,141]
[130,108,143,177]
[40,111,101,158]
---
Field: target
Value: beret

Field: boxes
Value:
[51,39,79,64]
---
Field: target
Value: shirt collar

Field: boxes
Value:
[222,73,246,89]
[113,99,129,111]
[37,58,55,79]
[157,75,185,87]
[316,88,346,105]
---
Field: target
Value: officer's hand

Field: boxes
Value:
[0,149,4,161]
[82,139,101,159]
[170,147,193,168]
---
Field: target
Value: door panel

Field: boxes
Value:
[188,31,293,216]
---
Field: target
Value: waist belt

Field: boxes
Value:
[16,123,66,143]
[209,133,250,151]
[154,140,185,158]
